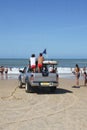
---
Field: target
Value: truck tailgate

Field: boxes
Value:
[32,73,57,82]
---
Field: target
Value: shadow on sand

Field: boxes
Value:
[32,87,73,95]
[72,86,80,88]
[19,85,73,95]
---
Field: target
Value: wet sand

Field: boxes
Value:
[0,78,87,130]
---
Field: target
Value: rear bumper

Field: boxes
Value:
[30,81,58,87]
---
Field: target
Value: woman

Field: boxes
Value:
[74,64,80,86]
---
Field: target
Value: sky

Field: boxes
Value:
[0,0,87,59]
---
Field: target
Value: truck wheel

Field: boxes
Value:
[19,81,22,88]
[50,87,56,92]
[25,82,33,93]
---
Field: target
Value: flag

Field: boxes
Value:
[42,49,47,54]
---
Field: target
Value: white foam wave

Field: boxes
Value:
[6,67,86,74]
[0,67,85,80]
[8,68,20,74]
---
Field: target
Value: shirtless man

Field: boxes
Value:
[38,53,44,72]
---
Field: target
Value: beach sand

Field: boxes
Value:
[0,78,87,130]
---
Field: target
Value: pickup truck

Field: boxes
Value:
[18,60,59,93]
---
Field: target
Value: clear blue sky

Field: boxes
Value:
[0,0,87,59]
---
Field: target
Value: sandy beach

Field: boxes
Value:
[0,78,87,130]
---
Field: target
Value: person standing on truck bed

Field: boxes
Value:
[38,53,44,72]
[29,54,36,73]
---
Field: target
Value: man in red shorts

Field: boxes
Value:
[38,53,44,72]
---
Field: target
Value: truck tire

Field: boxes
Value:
[25,82,33,93]
[19,81,22,88]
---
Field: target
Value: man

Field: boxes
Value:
[38,53,44,72]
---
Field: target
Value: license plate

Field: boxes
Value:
[40,82,49,86]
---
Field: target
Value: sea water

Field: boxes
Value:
[0,58,87,79]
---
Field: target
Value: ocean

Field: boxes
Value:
[0,58,87,68]
[0,58,87,79]
[0,58,28,68]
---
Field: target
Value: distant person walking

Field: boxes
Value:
[0,66,4,80]
[38,53,44,72]
[82,66,87,86]
[83,72,87,86]
[74,64,80,86]
[29,54,36,72]
[5,67,8,74]
[4,67,8,79]
[0,66,4,75]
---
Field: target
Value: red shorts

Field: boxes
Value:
[31,65,36,69]
[38,64,42,68]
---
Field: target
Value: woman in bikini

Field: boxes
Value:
[74,64,80,86]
